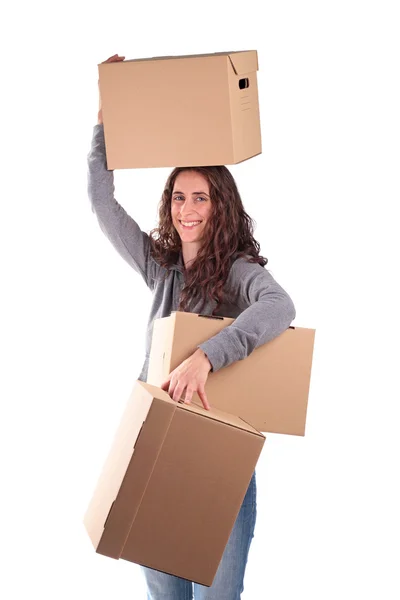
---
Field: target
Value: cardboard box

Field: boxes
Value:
[98,50,261,169]
[83,380,264,586]
[147,313,315,436]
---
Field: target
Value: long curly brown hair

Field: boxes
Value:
[149,166,268,313]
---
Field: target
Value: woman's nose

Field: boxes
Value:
[179,199,191,216]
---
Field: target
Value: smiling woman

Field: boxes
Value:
[150,164,270,315]
[89,53,296,600]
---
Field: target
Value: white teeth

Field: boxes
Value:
[180,221,201,227]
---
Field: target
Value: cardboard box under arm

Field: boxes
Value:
[147,312,316,436]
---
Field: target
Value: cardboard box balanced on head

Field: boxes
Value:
[85,50,315,586]
[98,50,262,169]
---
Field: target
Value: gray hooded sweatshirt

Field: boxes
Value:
[87,124,296,382]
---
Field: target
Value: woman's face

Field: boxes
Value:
[171,171,213,245]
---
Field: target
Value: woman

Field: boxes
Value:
[88,54,296,600]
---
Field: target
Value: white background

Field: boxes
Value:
[1,1,399,598]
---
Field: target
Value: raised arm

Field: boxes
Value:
[87,55,159,289]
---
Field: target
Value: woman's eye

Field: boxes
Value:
[173,195,206,202]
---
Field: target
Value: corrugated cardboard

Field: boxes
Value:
[84,380,264,586]
[147,313,316,436]
[98,50,261,169]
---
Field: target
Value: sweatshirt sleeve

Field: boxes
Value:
[87,123,157,289]
[198,260,296,372]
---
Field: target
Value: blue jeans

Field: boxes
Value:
[141,471,257,599]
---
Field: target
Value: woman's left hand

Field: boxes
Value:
[161,348,212,410]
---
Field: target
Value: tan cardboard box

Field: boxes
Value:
[98,50,261,169]
[147,312,316,436]
[84,380,264,586]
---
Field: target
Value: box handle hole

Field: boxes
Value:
[239,78,249,89]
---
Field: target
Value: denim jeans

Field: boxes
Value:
[141,471,257,599]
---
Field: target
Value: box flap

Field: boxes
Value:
[95,383,177,558]
[228,50,258,75]
[108,50,245,65]
[141,378,263,436]
[99,51,257,71]
[83,380,154,555]
[139,381,176,404]
[178,400,264,437]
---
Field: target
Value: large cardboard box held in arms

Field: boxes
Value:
[147,313,316,436]
[83,380,264,587]
[98,50,261,169]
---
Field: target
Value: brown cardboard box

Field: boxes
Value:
[147,313,315,436]
[84,380,264,586]
[98,50,261,169]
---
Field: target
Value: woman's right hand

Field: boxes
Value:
[98,54,125,124]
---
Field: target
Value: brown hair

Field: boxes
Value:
[149,166,267,313]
